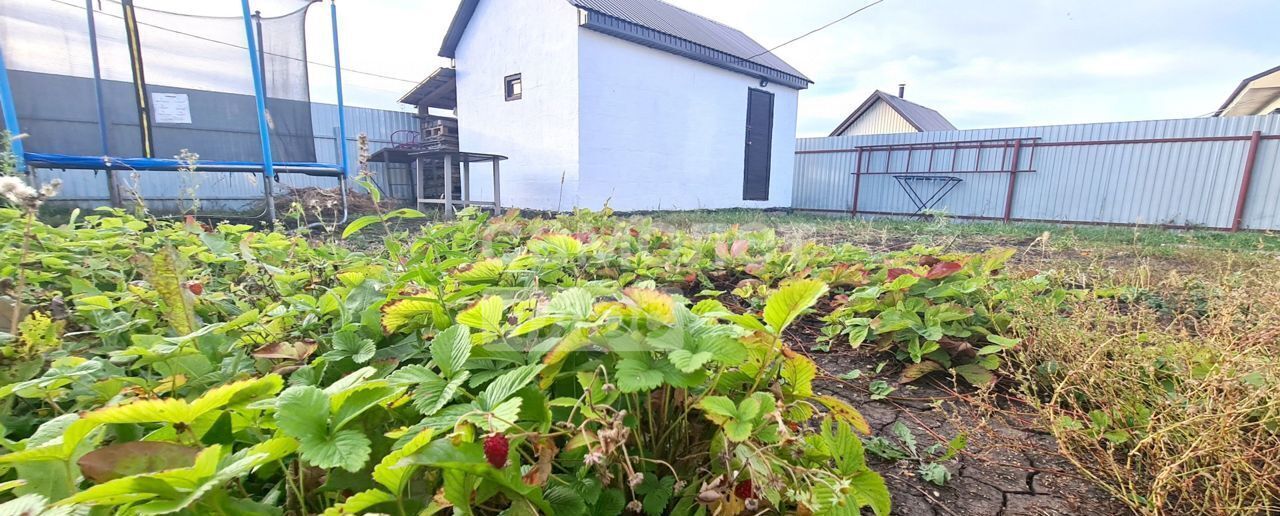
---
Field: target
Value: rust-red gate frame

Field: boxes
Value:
[795,132,1276,231]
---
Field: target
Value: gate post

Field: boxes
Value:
[1230,130,1263,232]
[851,149,863,217]
[1002,140,1024,223]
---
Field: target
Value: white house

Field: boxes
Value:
[433,0,811,212]
[830,87,957,137]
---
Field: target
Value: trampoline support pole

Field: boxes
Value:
[121,0,153,158]
[330,0,350,178]
[240,0,277,223]
[339,175,348,224]
[85,0,121,207]
[0,38,26,174]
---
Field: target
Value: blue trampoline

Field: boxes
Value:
[23,153,344,177]
[0,0,353,224]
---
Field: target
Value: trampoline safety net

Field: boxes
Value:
[0,0,318,163]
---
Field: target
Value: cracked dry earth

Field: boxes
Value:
[811,352,1129,516]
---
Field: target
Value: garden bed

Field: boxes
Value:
[1,203,1277,515]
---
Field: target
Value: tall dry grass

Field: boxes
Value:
[1011,258,1280,515]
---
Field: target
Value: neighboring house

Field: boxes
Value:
[830,87,956,137]
[433,0,812,212]
[1216,65,1280,117]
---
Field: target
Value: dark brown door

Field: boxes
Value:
[743,88,774,200]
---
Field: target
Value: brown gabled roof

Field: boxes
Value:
[1216,65,1280,117]
[830,90,957,136]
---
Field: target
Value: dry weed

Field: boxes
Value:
[1011,261,1280,515]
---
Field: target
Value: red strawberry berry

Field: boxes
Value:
[734,479,755,499]
[483,433,509,469]
[186,281,204,295]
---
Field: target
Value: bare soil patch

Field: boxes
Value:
[808,346,1128,515]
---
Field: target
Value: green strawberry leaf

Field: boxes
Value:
[479,364,544,409]
[274,386,329,443]
[300,429,372,472]
[668,349,714,373]
[723,419,754,442]
[413,372,471,417]
[457,296,505,334]
[548,288,595,320]
[431,324,472,377]
[763,279,829,334]
[641,476,675,515]
[697,396,738,423]
[615,359,665,393]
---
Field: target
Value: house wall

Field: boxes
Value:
[836,99,918,136]
[576,30,799,211]
[453,0,582,210]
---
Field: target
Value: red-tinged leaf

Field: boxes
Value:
[78,442,201,483]
[729,240,749,258]
[715,242,730,260]
[926,262,963,280]
[886,268,915,282]
[744,263,764,277]
[183,215,209,233]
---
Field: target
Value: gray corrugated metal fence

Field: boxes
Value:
[37,103,417,213]
[793,115,1280,230]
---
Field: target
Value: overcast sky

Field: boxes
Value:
[316,0,1278,137]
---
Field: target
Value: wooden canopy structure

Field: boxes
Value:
[399,67,457,113]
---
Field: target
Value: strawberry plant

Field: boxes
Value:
[821,248,1059,386]
[0,204,1037,514]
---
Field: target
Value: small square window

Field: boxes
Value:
[504,74,522,101]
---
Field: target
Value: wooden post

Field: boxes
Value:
[1002,140,1023,223]
[1231,130,1264,232]
[462,159,471,208]
[443,153,454,219]
[414,156,423,210]
[492,157,502,215]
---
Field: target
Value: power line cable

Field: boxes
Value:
[47,0,422,84]
[749,0,887,59]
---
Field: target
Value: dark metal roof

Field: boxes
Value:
[439,0,811,90]
[830,90,957,136]
[399,67,458,110]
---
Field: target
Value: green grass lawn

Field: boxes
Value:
[645,209,1280,254]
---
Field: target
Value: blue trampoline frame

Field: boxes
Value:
[0,0,352,224]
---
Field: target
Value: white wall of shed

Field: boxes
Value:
[575,30,799,211]
[453,0,581,210]
[835,99,918,136]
